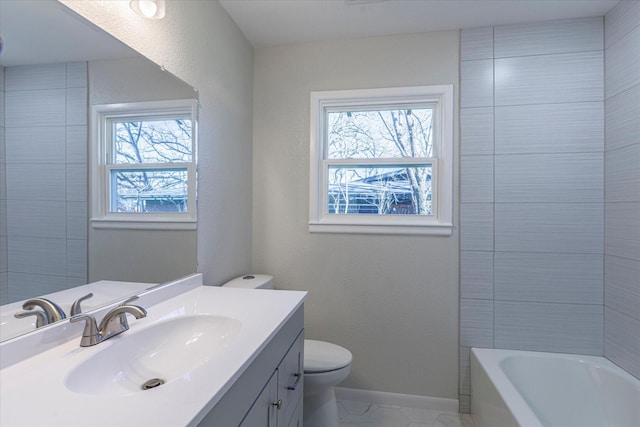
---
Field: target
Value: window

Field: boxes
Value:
[310,86,453,235]
[91,99,197,229]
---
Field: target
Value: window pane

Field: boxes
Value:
[327,165,432,215]
[110,168,188,213]
[113,119,192,164]
[327,108,433,160]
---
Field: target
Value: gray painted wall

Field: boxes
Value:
[459,17,606,411]
[88,57,197,284]
[604,1,640,380]
[61,0,255,287]
[252,31,461,400]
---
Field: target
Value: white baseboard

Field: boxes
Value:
[334,387,459,412]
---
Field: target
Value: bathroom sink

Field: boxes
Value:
[65,314,241,396]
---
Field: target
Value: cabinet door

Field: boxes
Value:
[285,400,302,427]
[277,333,304,427]
[239,371,278,427]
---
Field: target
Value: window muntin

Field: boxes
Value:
[91,100,197,229]
[327,163,434,215]
[310,86,453,235]
[107,116,192,214]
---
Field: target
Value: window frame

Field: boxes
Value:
[91,99,197,230]
[309,85,453,236]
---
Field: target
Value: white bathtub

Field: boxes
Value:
[471,348,640,427]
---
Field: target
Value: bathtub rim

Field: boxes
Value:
[470,347,640,427]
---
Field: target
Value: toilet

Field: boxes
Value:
[222,274,352,427]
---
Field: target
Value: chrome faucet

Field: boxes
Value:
[70,297,147,347]
[14,309,50,328]
[21,298,66,323]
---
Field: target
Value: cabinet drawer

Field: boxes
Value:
[278,331,303,426]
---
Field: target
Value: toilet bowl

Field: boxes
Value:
[222,275,353,427]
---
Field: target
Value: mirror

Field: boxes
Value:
[0,0,196,341]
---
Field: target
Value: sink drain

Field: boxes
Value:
[141,378,165,390]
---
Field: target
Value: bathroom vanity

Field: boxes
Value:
[0,274,306,426]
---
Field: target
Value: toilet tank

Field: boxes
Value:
[222,274,274,289]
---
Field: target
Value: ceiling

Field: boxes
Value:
[0,0,623,67]
[219,0,622,47]
[0,0,137,67]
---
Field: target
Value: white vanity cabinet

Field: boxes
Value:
[197,306,304,427]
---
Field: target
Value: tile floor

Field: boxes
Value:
[338,399,477,427]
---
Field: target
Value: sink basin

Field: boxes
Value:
[65,315,241,396]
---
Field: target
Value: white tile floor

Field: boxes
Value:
[338,399,477,427]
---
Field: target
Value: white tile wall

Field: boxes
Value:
[6,200,67,238]
[460,17,609,410]
[605,307,640,379]
[495,51,603,106]
[494,252,603,304]
[605,85,640,151]
[0,66,5,124]
[0,236,7,273]
[460,251,493,299]
[605,255,640,319]
[604,1,640,381]
[66,201,88,240]
[495,103,604,154]
[67,239,87,278]
[604,26,640,99]
[461,59,493,108]
[460,298,493,348]
[494,203,603,253]
[495,153,603,203]
[605,143,640,202]
[7,272,69,302]
[66,87,88,126]
[605,202,640,259]
[0,66,5,304]
[4,127,66,164]
[6,163,66,201]
[459,346,471,395]
[494,17,603,58]
[66,62,88,89]
[66,164,87,202]
[460,27,493,60]
[460,156,493,203]
[66,126,88,163]
[4,64,66,92]
[460,108,494,156]
[460,203,493,251]
[3,63,89,303]
[495,301,604,355]
[4,89,66,127]
[605,0,640,48]
[7,236,67,276]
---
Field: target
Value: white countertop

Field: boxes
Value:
[0,285,306,427]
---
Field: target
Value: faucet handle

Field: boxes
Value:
[120,295,139,306]
[14,309,50,328]
[99,304,147,340]
[70,293,94,316]
[70,314,100,347]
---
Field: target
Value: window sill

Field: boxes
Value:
[308,221,453,236]
[91,217,197,230]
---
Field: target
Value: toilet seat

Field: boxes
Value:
[304,339,352,373]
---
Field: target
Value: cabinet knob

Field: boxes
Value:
[272,399,283,410]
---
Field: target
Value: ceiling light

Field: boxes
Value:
[130,0,166,19]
